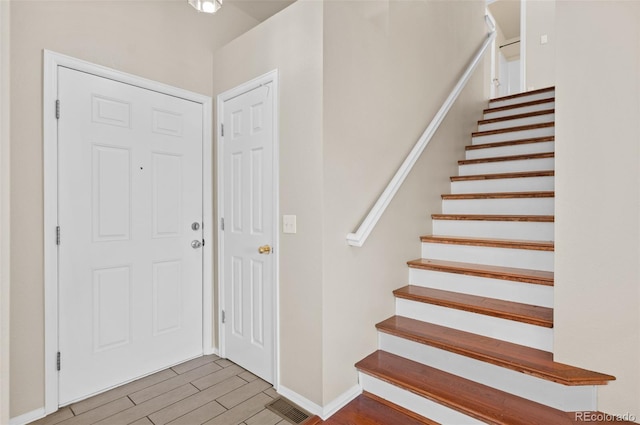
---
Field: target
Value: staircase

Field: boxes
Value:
[326,88,636,424]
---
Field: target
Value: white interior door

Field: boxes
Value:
[507,58,521,95]
[221,82,275,383]
[58,67,204,404]
[499,51,509,97]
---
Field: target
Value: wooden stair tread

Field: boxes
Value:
[376,316,615,386]
[472,122,554,138]
[432,214,554,223]
[490,86,555,103]
[459,151,554,165]
[356,351,635,425]
[408,258,554,286]
[451,170,554,182]
[465,136,554,151]
[442,191,554,200]
[484,97,555,115]
[478,108,555,125]
[420,235,554,251]
[322,392,439,425]
[393,285,552,327]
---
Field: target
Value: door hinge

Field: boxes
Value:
[221,123,224,137]
[56,226,61,245]
[221,310,226,324]
[221,218,225,231]
[55,100,60,120]
[57,352,61,371]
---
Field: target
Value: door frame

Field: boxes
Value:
[520,0,527,92]
[43,50,214,414]
[216,70,280,388]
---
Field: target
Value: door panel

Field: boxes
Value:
[58,67,204,404]
[222,83,275,383]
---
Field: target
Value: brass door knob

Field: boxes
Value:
[258,245,272,255]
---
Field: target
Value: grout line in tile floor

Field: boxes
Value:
[30,355,291,425]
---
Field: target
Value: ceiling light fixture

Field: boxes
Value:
[189,0,222,14]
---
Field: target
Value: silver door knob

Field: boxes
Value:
[191,240,202,249]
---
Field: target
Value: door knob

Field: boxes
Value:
[258,245,272,255]
[191,240,202,249]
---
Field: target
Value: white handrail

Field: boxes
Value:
[347,21,496,247]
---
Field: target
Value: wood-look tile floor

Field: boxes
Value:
[31,354,291,425]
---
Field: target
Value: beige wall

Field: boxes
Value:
[320,0,486,403]
[524,0,555,90]
[9,0,259,417]
[1,1,11,423]
[212,0,488,407]
[555,0,640,417]
[211,0,325,405]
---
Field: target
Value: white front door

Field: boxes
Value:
[58,67,204,404]
[221,82,276,383]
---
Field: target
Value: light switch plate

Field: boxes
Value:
[540,34,548,44]
[283,215,297,234]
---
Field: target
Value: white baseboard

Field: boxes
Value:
[276,385,323,417]
[320,384,362,419]
[205,346,219,356]
[10,407,46,425]
[276,383,362,420]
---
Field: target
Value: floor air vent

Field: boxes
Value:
[266,397,312,424]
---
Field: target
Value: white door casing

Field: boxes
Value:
[218,72,279,385]
[43,51,213,413]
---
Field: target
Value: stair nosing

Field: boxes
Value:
[478,108,555,126]
[451,170,554,182]
[393,285,553,327]
[408,257,554,286]
[459,152,554,166]
[465,136,555,151]
[483,97,555,115]
[441,191,554,200]
[356,350,601,425]
[472,122,555,138]
[420,235,554,252]
[432,214,554,223]
[376,316,616,386]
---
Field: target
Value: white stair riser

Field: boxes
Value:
[432,219,554,241]
[489,91,555,108]
[421,242,554,272]
[465,141,555,160]
[409,268,553,308]
[451,175,554,194]
[359,373,485,425]
[459,157,555,176]
[478,113,554,132]
[396,298,553,351]
[484,101,555,120]
[379,333,597,412]
[472,126,555,145]
[442,197,554,215]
